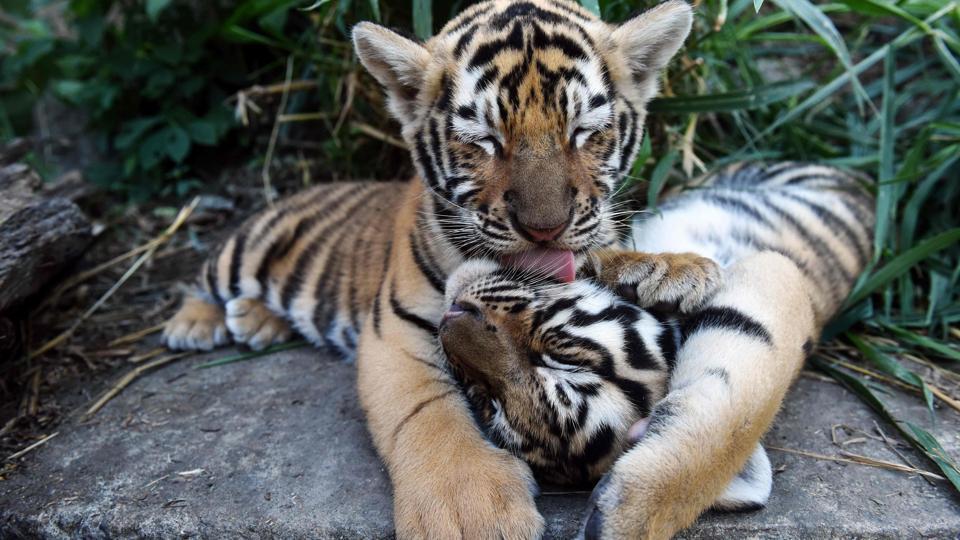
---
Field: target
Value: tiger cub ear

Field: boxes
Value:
[611,0,693,99]
[352,22,431,125]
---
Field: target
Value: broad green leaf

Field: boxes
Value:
[413,0,432,40]
[187,121,219,145]
[53,80,86,104]
[146,0,173,20]
[139,125,191,168]
[579,0,601,16]
[116,117,163,150]
[166,125,192,163]
[649,80,814,113]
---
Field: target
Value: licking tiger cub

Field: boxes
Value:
[437,162,874,535]
[161,0,874,536]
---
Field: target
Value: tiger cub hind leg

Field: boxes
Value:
[224,297,292,351]
[163,295,230,351]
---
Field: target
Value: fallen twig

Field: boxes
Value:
[831,358,960,415]
[351,122,409,150]
[108,324,165,348]
[83,353,192,419]
[768,445,946,481]
[261,56,294,207]
[5,432,59,461]
[28,199,198,360]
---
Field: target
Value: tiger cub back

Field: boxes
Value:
[630,161,874,325]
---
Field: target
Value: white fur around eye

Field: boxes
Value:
[475,138,496,155]
[573,128,594,148]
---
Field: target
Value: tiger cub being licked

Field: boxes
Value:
[438,162,874,537]
[163,0,721,537]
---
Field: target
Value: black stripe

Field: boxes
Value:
[777,190,870,266]
[682,307,773,345]
[410,230,446,293]
[454,24,478,58]
[760,194,854,292]
[228,232,247,297]
[469,21,524,68]
[392,389,458,441]
[390,284,438,335]
[702,192,777,229]
[203,260,222,303]
[278,190,370,310]
[249,185,345,246]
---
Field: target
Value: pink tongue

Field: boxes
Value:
[502,248,576,283]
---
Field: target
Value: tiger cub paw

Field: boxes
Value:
[224,298,292,350]
[600,251,722,312]
[163,296,230,351]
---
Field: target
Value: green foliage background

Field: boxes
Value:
[2,0,959,491]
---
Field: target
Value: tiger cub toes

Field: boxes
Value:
[224,298,292,350]
[602,251,722,313]
[164,296,230,351]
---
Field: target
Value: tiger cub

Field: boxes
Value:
[440,258,776,510]
[439,162,873,522]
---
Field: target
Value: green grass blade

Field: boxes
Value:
[881,323,960,362]
[844,228,960,308]
[647,149,678,209]
[771,0,870,109]
[368,0,381,22]
[746,2,958,144]
[846,332,935,412]
[579,0,600,16]
[933,34,960,84]
[194,341,309,369]
[874,48,898,260]
[905,422,960,489]
[413,0,432,40]
[649,80,814,113]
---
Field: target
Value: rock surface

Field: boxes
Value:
[2,347,958,539]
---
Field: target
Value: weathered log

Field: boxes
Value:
[0,163,92,314]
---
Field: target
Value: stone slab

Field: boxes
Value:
[2,348,959,539]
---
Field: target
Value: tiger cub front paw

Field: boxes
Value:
[225,298,292,350]
[163,296,230,351]
[596,251,722,312]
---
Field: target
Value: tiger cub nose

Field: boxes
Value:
[519,220,570,242]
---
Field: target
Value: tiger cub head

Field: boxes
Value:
[438,259,677,485]
[353,0,692,256]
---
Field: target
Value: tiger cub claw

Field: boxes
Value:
[598,251,722,313]
[225,298,292,350]
[163,296,230,351]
